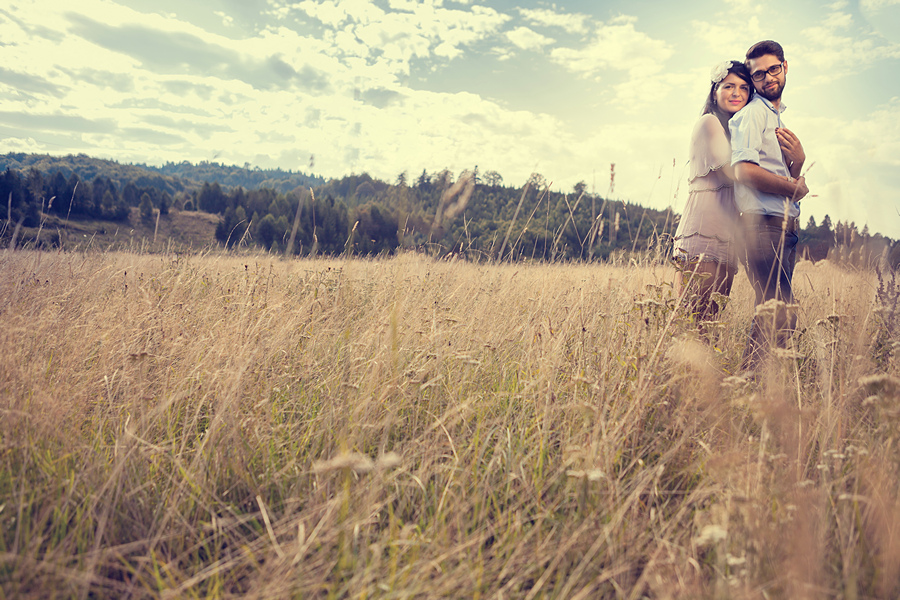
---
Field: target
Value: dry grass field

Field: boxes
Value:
[1,248,899,598]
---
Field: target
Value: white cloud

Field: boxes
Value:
[860,0,900,44]
[517,7,589,34]
[355,20,432,63]
[717,0,759,13]
[345,89,571,180]
[0,136,45,154]
[490,46,515,62]
[293,0,385,27]
[505,26,554,51]
[687,17,764,59]
[612,72,691,115]
[549,16,673,80]
[213,11,234,27]
[861,0,900,8]
[288,0,509,76]
[822,11,854,29]
[791,99,900,235]
[326,28,370,59]
[560,116,693,212]
[791,4,900,84]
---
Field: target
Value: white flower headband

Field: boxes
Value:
[710,61,731,84]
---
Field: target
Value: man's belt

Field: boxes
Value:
[741,213,799,233]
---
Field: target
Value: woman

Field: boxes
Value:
[673,60,753,325]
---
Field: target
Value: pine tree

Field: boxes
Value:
[139,193,154,222]
[257,214,278,249]
[159,192,171,215]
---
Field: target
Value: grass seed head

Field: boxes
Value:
[314,452,375,474]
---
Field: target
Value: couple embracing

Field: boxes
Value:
[673,40,809,370]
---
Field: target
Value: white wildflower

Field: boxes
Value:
[694,524,727,547]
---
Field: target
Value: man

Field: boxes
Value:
[729,40,809,369]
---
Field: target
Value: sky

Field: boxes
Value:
[2,0,899,237]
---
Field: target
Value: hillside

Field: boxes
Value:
[25,207,220,253]
[0,153,324,196]
[0,153,187,197]
[150,160,325,194]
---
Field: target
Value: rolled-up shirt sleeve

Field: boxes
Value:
[729,104,766,166]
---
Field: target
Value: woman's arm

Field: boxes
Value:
[720,163,736,181]
[693,115,735,179]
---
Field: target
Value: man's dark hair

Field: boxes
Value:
[745,40,785,65]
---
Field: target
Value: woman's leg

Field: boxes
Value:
[705,260,735,320]
[683,261,731,322]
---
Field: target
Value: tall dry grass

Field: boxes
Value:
[0,248,898,598]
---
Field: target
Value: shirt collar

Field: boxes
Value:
[757,94,787,114]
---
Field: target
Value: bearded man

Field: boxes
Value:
[730,40,810,369]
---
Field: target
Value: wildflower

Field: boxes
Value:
[694,524,727,547]
[859,374,900,398]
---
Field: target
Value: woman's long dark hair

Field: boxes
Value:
[702,60,753,138]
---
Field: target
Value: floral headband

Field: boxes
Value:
[710,61,732,84]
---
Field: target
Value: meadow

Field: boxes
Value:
[1,248,898,598]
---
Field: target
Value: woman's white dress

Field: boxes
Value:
[673,114,739,269]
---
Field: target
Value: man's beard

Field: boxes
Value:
[758,80,784,101]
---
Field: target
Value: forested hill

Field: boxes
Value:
[301,170,681,261]
[0,153,682,260]
[0,153,187,197]
[150,161,324,194]
[0,153,323,196]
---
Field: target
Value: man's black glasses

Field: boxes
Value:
[751,63,784,82]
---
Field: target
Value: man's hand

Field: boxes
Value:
[776,127,805,175]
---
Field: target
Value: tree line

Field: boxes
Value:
[0,153,186,199]
[151,160,324,195]
[1,156,898,268]
[192,167,900,266]
[0,167,172,226]
[190,169,678,260]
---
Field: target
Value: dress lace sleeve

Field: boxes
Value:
[688,114,732,182]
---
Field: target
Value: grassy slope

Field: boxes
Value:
[1,250,898,598]
[16,208,220,253]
